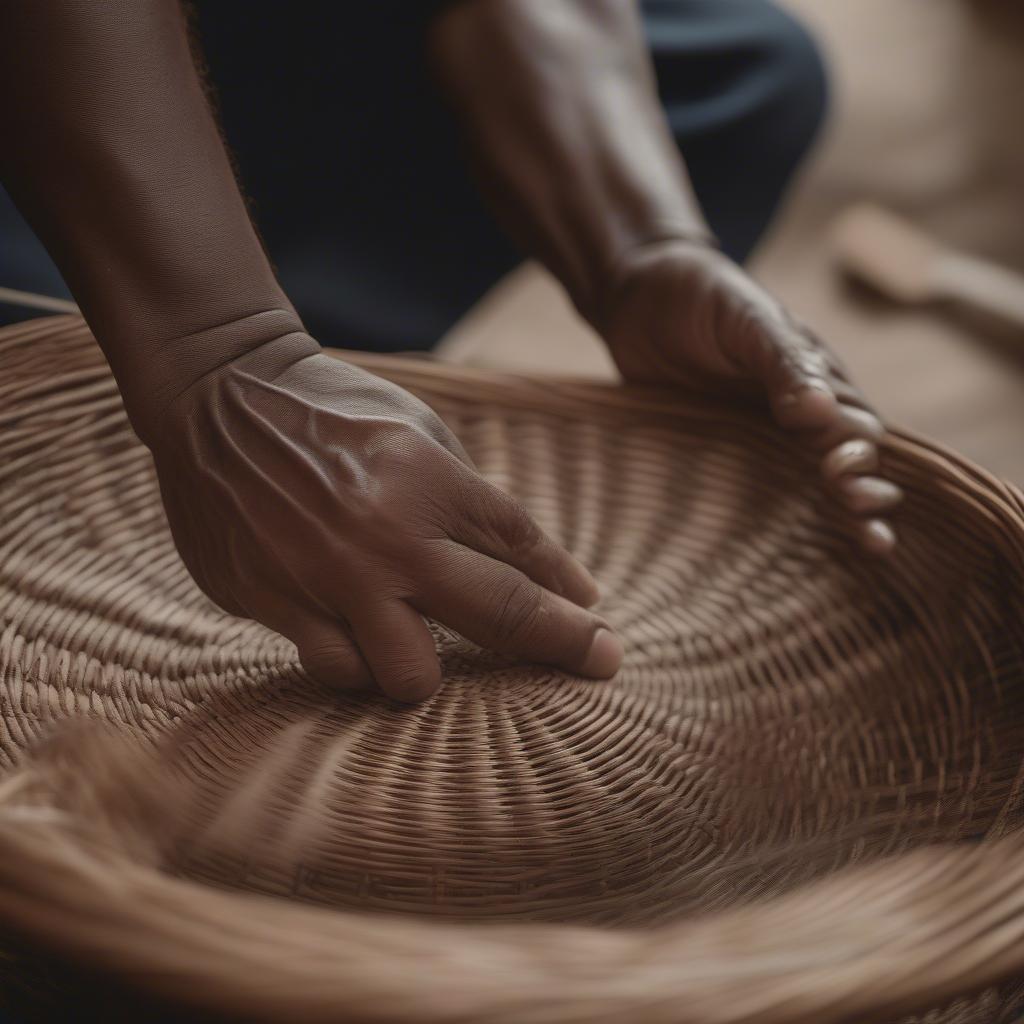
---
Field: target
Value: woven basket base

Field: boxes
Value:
[3,316,1024,1022]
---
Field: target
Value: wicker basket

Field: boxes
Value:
[2,315,1024,1022]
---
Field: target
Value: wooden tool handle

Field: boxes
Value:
[938,254,1024,332]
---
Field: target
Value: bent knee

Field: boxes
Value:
[643,0,832,258]
[750,3,830,159]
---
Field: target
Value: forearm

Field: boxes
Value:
[0,1,316,440]
[430,0,711,323]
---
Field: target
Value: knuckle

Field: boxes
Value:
[369,427,428,479]
[795,346,830,379]
[490,576,543,645]
[845,408,885,440]
[498,500,542,553]
[729,316,792,378]
[776,335,820,372]
[383,660,439,702]
[466,484,540,553]
[300,639,354,673]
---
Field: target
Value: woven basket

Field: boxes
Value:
[3,315,1024,1022]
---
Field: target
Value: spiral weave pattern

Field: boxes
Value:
[3,316,1024,1022]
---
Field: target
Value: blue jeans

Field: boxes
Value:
[0,0,827,352]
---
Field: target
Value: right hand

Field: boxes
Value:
[598,240,902,554]
[148,341,623,702]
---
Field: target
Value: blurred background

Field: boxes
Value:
[438,0,1024,482]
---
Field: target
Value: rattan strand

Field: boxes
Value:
[2,316,1024,1022]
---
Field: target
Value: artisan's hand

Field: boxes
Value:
[599,239,902,554]
[0,1,621,703]
[150,344,621,702]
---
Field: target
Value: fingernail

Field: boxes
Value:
[823,439,877,478]
[785,377,832,400]
[840,476,903,513]
[862,519,897,555]
[581,628,624,679]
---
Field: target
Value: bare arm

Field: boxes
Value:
[431,0,709,319]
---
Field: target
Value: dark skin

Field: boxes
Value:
[0,0,901,703]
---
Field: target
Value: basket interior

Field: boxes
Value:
[3,317,1024,1022]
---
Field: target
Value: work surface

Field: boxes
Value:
[439,0,1024,485]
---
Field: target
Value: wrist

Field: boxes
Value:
[585,228,721,329]
[588,232,723,345]
[123,308,320,449]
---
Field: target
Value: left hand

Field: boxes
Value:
[596,239,902,554]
